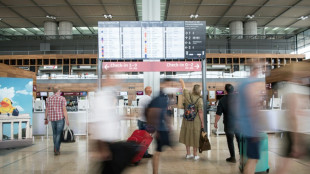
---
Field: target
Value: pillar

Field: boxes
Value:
[59,21,73,39]
[244,21,257,35]
[0,122,2,141]
[44,21,57,35]
[18,121,22,139]
[26,121,30,139]
[142,0,161,98]
[11,122,14,140]
[229,21,243,39]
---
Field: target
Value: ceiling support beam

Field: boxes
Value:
[245,0,269,22]
[191,0,202,21]
[286,12,310,28]
[164,0,170,21]
[133,0,139,21]
[64,0,95,34]
[98,0,111,21]
[75,27,84,35]
[264,0,303,27]
[0,1,43,32]
[214,0,237,26]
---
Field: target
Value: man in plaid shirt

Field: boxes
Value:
[45,87,69,155]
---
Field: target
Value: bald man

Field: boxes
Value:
[137,86,153,158]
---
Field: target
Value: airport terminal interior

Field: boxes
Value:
[0,0,310,174]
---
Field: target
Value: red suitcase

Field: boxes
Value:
[127,130,153,165]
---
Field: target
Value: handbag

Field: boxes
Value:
[199,128,211,153]
[61,126,75,143]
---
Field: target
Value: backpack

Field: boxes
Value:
[184,95,200,121]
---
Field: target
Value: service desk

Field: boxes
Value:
[33,111,88,136]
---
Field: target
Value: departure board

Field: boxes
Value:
[98,22,121,59]
[121,22,142,59]
[164,21,184,59]
[98,21,206,59]
[141,22,165,59]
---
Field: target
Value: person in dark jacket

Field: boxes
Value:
[214,84,240,163]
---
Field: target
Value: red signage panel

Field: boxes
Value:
[63,92,80,96]
[102,61,201,72]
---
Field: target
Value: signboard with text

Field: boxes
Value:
[102,61,201,72]
[98,21,206,60]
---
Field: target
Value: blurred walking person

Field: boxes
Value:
[146,79,175,174]
[275,66,310,174]
[88,73,137,174]
[238,63,265,174]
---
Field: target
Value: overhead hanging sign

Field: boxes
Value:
[102,61,201,72]
[98,21,206,60]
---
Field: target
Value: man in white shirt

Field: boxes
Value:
[137,86,153,158]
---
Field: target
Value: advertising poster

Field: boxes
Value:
[0,77,33,141]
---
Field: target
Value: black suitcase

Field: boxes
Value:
[61,127,76,143]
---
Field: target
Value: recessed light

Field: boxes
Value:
[272,27,279,30]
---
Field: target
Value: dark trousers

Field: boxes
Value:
[225,130,240,158]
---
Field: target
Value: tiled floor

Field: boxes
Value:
[1,118,310,174]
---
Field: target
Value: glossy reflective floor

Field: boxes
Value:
[1,118,310,174]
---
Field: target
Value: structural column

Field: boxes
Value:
[0,122,2,141]
[59,21,73,39]
[44,21,57,39]
[229,21,243,39]
[11,122,14,140]
[244,21,257,35]
[142,0,161,97]
[26,121,30,139]
[18,121,22,139]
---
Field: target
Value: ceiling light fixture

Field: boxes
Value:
[103,14,113,19]
[46,15,56,20]
[272,27,279,31]
[299,16,309,20]
[246,15,255,19]
[190,14,199,19]
[285,28,290,30]
[0,18,2,21]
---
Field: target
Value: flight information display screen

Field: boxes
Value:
[98,21,206,59]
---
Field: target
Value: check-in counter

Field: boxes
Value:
[33,111,88,136]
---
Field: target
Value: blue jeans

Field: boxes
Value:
[137,120,149,156]
[51,119,65,152]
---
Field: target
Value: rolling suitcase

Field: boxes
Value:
[127,130,153,165]
[239,132,269,173]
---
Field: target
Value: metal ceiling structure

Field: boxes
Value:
[0,0,309,36]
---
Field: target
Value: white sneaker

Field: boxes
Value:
[186,154,194,159]
[194,156,200,160]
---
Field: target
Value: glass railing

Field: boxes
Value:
[0,49,296,56]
